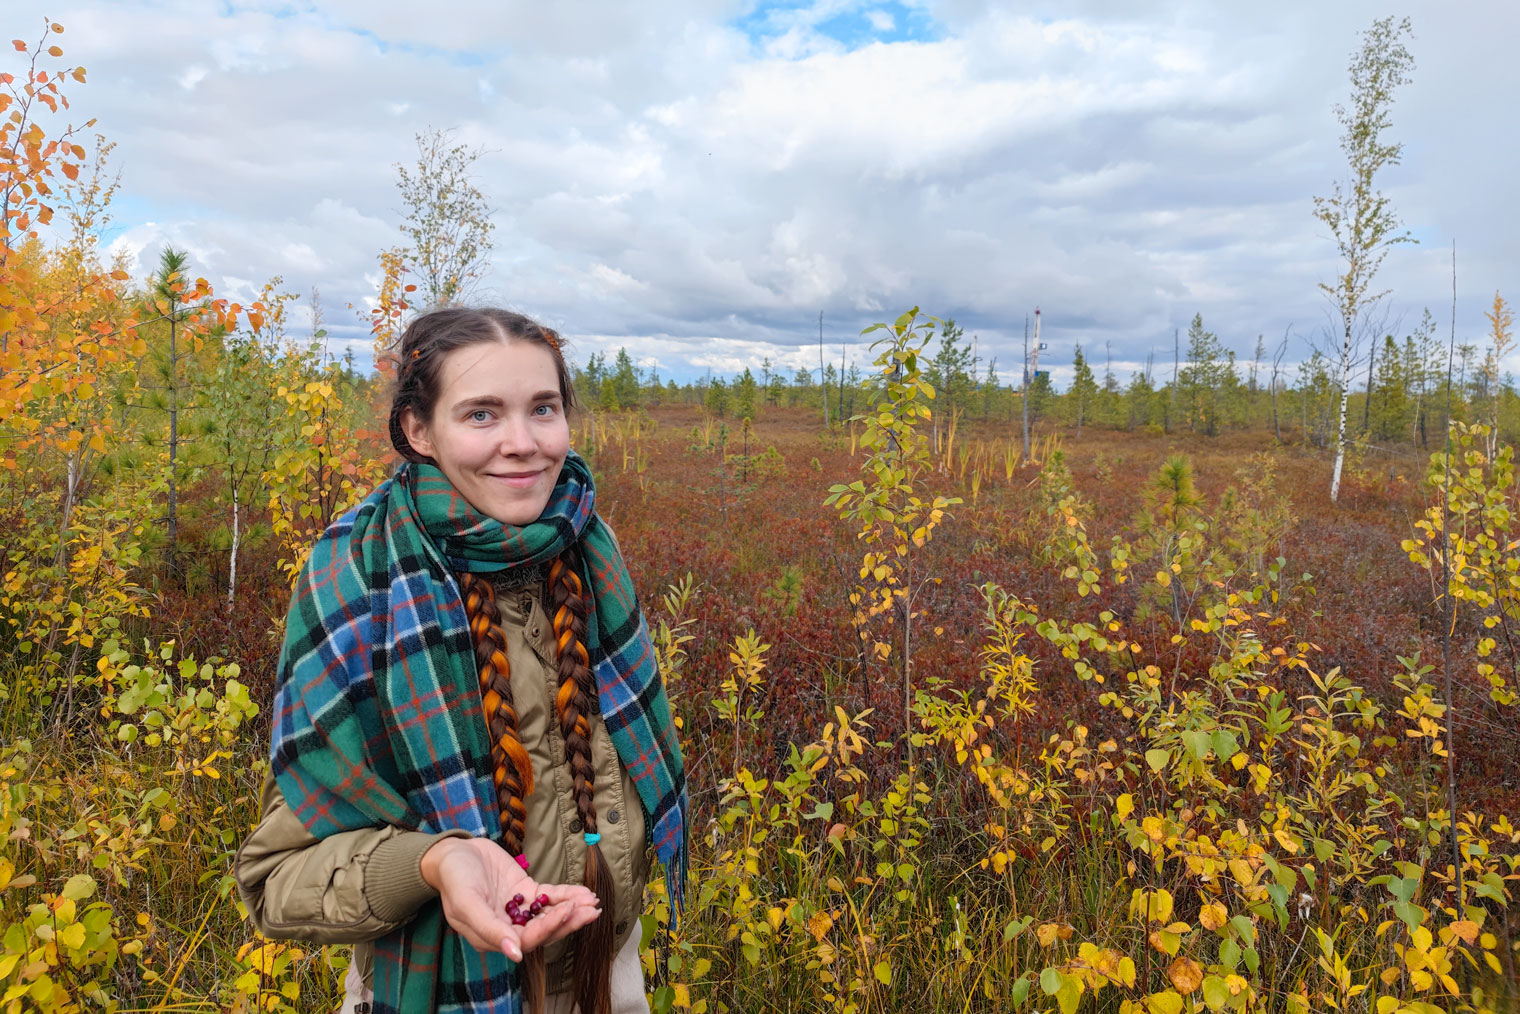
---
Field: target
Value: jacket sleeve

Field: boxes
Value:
[235,769,472,943]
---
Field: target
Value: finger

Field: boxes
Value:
[517,896,600,952]
[499,925,525,964]
[535,882,598,908]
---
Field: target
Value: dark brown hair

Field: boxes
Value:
[387,307,577,463]
[549,550,617,1014]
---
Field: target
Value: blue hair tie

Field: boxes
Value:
[583,832,601,846]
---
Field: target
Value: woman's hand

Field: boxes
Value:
[420,837,601,962]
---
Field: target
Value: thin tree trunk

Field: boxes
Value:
[1021,314,1031,459]
[1369,340,1382,437]
[819,311,829,429]
[227,485,240,611]
[1168,328,1179,433]
[167,311,179,577]
[1331,321,1352,502]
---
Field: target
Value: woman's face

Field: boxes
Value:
[401,339,571,526]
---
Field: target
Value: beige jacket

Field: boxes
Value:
[235,569,650,997]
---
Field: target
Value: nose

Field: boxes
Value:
[496,415,536,457]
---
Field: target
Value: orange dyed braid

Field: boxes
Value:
[458,571,546,1013]
[548,550,616,1014]
[458,572,534,851]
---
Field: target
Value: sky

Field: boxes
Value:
[10,0,1518,386]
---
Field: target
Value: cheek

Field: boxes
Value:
[543,421,572,458]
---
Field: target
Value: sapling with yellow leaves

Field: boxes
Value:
[825,307,962,742]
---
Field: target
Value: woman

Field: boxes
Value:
[236,307,687,1014]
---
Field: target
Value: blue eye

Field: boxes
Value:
[469,410,491,423]
[534,404,555,417]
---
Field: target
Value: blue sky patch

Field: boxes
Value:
[735,0,942,51]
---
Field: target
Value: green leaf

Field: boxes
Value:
[1181,730,1212,761]
[804,801,834,821]
[873,959,891,985]
[1203,975,1231,1012]
[60,873,96,901]
[1145,748,1170,773]
[1010,977,1032,1007]
[1392,899,1424,930]
[1040,967,1062,996]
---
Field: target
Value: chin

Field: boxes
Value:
[493,495,553,526]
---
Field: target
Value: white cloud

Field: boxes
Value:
[14,0,1520,382]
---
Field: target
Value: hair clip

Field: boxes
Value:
[410,348,421,359]
[542,330,560,351]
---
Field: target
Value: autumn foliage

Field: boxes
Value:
[1,21,1517,1014]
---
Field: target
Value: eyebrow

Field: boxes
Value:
[452,392,562,412]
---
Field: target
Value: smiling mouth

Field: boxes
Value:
[490,470,543,489]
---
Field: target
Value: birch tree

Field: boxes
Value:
[395,127,495,307]
[1318,16,1415,502]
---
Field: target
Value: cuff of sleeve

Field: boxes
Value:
[366,830,473,924]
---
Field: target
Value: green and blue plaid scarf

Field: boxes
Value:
[269,450,687,1013]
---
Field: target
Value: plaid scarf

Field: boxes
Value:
[269,450,687,1013]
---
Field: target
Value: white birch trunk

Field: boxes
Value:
[1330,323,1352,502]
[227,487,240,611]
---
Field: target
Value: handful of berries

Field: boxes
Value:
[506,893,550,927]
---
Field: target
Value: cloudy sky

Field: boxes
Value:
[12,0,1518,384]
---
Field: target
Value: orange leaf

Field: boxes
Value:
[71,67,85,83]
[47,46,62,57]
[61,163,78,181]
[1166,957,1202,995]
[11,40,26,52]
[51,22,64,33]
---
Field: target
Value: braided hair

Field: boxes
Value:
[548,549,617,1014]
[458,571,546,1014]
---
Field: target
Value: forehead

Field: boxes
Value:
[436,340,560,401]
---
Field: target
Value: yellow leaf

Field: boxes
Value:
[1147,991,1184,1014]
[1198,903,1228,932]
[58,922,86,950]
